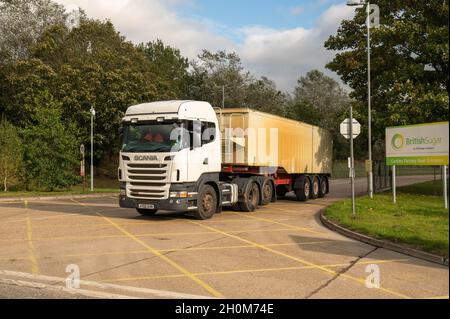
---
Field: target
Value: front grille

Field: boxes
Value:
[126,162,170,200]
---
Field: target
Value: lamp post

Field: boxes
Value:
[90,106,95,192]
[347,0,374,198]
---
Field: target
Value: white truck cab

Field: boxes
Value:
[118,101,237,219]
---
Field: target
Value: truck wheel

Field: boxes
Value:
[318,176,329,198]
[310,175,320,199]
[231,203,241,211]
[295,176,311,202]
[276,185,288,198]
[136,209,158,216]
[261,178,274,206]
[239,181,260,212]
[193,185,217,220]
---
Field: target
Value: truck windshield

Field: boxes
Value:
[121,121,184,153]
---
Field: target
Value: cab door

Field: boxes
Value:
[187,120,208,182]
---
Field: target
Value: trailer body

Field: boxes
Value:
[217,108,333,174]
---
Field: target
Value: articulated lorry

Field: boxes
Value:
[118,101,333,220]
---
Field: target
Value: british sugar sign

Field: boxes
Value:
[386,122,449,166]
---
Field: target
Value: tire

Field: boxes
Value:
[239,181,260,212]
[318,176,329,198]
[310,175,320,199]
[276,185,288,198]
[261,178,274,206]
[231,203,241,211]
[294,175,311,202]
[193,185,217,220]
[136,209,158,216]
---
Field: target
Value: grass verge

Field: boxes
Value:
[325,180,449,257]
[0,178,118,198]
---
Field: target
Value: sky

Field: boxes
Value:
[55,0,356,92]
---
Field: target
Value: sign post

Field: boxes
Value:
[392,165,396,203]
[444,165,448,209]
[80,144,85,193]
[341,110,361,216]
[386,122,449,207]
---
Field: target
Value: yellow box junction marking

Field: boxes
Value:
[188,220,411,299]
[70,199,223,298]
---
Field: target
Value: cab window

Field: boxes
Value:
[201,122,216,145]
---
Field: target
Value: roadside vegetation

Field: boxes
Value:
[325,180,449,257]
[0,177,118,198]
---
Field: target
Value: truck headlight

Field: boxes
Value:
[170,191,188,198]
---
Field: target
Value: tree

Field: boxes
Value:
[139,39,190,99]
[189,50,288,114]
[0,0,67,63]
[190,50,252,108]
[0,116,22,191]
[29,19,158,159]
[0,58,57,126]
[287,70,351,159]
[244,77,287,116]
[21,91,79,191]
[325,0,449,156]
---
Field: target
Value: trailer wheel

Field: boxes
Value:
[239,181,260,212]
[294,175,311,202]
[318,176,328,198]
[136,209,158,216]
[193,185,217,220]
[310,175,320,199]
[261,178,274,206]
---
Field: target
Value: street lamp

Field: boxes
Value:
[347,0,374,198]
[90,106,95,192]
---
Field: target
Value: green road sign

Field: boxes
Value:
[386,122,449,166]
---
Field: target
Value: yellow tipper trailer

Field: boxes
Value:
[216,108,333,175]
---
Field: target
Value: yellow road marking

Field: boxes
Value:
[1,217,294,229]
[25,216,39,275]
[230,211,328,236]
[69,199,223,298]
[188,220,411,299]
[0,227,300,242]
[99,258,410,283]
[97,212,224,298]
[0,240,336,261]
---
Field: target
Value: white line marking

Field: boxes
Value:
[0,269,212,299]
[0,278,138,299]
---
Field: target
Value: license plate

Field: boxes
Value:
[138,204,155,209]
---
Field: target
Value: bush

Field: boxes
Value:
[21,91,80,191]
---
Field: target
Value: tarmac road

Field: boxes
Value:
[0,175,448,299]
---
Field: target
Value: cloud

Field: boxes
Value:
[238,4,355,91]
[54,1,355,92]
[55,0,235,58]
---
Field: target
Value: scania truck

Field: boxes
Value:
[118,101,332,220]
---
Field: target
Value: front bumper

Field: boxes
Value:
[119,194,194,211]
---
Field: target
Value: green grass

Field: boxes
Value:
[325,180,449,257]
[0,177,119,198]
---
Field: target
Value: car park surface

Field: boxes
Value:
[0,176,448,299]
